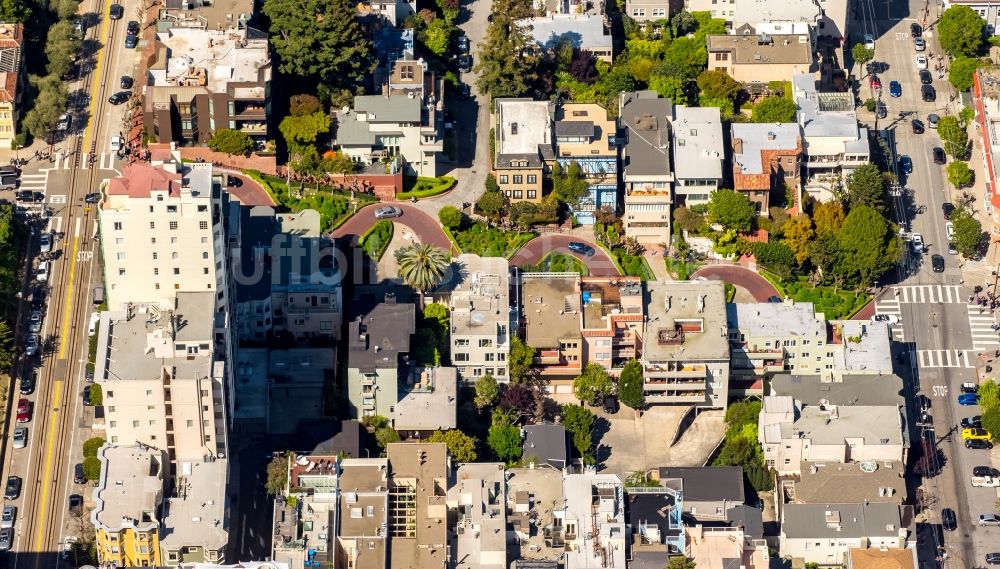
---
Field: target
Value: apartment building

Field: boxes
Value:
[735,0,846,40]
[562,473,627,569]
[780,503,914,567]
[671,105,723,206]
[334,61,444,177]
[94,292,229,466]
[386,443,449,569]
[447,254,511,381]
[706,34,813,85]
[759,396,906,476]
[793,73,870,202]
[519,13,614,62]
[333,457,390,569]
[357,0,417,27]
[506,468,565,561]
[493,99,554,203]
[447,463,508,569]
[847,547,918,569]
[0,23,24,148]
[684,525,769,569]
[144,27,271,147]
[100,159,226,311]
[92,443,228,567]
[392,366,458,436]
[345,291,416,419]
[626,482,685,558]
[580,277,644,373]
[653,466,745,521]
[555,103,618,225]
[271,454,342,568]
[521,273,583,383]
[618,92,673,244]
[157,0,254,30]
[641,280,730,408]
[973,68,1000,237]
[726,301,827,383]
[786,460,906,508]
[92,445,166,567]
[731,123,802,215]
[625,0,674,20]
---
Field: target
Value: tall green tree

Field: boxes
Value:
[561,404,596,464]
[982,407,1000,440]
[707,189,755,232]
[262,0,375,101]
[0,0,31,22]
[427,430,478,462]
[833,205,901,288]
[752,97,797,123]
[208,129,255,156]
[573,363,613,405]
[979,379,1000,410]
[55,0,81,19]
[949,57,983,92]
[279,111,331,157]
[265,453,290,494]
[290,94,323,116]
[487,409,523,463]
[667,557,698,569]
[396,244,451,302]
[851,43,874,72]
[812,201,845,236]
[0,321,13,371]
[438,205,464,229]
[477,191,507,223]
[474,375,500,409]
[951,208,983,257]
[938,115,969,158]
[475,0,540,98]
[508,337,536,383]
[23,75,68,143]
[422,18,452,56]
[45,20,82,79]
[551,161,590,207]
[782,215,815,265]
[697,69,741,102]
[938,5,985,57]
[617,359,645,412]
[845,163,886,213]
[947,161,974,188]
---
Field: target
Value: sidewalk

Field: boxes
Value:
[958,114,998,286]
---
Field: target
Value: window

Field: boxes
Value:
[174,268,180,275]
[169,221,178,230]
[133,421,140,428]
[514,190,523,199]
[485,353,495,361]
[513,175,523,184]
[527,174,537,184]
[154,268,159,275]
[455,339,470,347]
[455,353,470,362]
[114,222,123,230]
[187,420,194,427]
[527,190,537,199]
[200,221,209,230]
[118,268,126,276]
[499,175,509,184]
[479,339,493,348]
[116,252,125,261]
[202,252,209,259]
[110,421,117,428]
[632,7,645,16]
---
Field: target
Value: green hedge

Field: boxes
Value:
[241,170,378,231]
[521,252,589,275]
[453,222,536,257]
[612,249,654,281]
[397,176,456,199]
[784,278,870,320]
[360,220,394,261]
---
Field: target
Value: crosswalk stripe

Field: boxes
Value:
[917,349,976,368]
[894,285,964,304]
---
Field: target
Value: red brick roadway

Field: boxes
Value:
[333,203,457,253]
[508,234,620,276]
[690,265,781,302]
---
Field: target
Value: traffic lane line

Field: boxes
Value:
[82,0,115,154]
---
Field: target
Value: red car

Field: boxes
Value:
[16,399,31,423]
[870,75,882,90]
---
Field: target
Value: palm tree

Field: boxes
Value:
[395,243,450,304]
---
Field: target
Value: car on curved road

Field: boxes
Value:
[871,314,899,325]
[567,242,595,256]
[374,206,402,219]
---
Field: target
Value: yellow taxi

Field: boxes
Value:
[962,428,992,441]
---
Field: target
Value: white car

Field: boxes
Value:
[110,135,123,153]
[914,37,926,51]
[24,334,38,356]
[916,54,928,70]
[871,314,900,325]
[910,233,925,252]
[28,310,42,334]
[864,33,875,49]
[0,506,14,528]
[36,261,49,282]
[39,232,52,253]
[373,206,402,219]
[946,221,955,239]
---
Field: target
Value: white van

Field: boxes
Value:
[36,261,49,282]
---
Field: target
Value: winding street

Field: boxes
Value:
[508,234,621,276]
[690,265,781,302]
[332,203,457,253]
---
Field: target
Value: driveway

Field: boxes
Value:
[332,204,456,253]
[596,406,725,475]
[691,265,780,302]
[508,235,621,276]
[220,172,274,206]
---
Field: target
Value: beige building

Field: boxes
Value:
[641,280,730,408]
[562,473,626,569]
[100,157,226,311]
[706,34,813,84]
[386,443,449,569]
[160,458,229,564]
[580,278,644,373]
[618,92,673,245]
[0,24,24,148]
[555,103,618,225]
[685,525,769,569]
[447,463,507,569]
[92,445,167,567]
[448,254,511,381]
[521,273,584,384]
[672,105,724,206]
[492,99,553,203]
[94,292,229,465]
[157,0,254,30]
[392,366,458,436]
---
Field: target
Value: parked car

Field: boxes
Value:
[56,113,72,132]
[974,466,999,477]
[899,155,912,174]
[958,393,979,405]
[74,463,85,484]
[373,206,402,219]
[916,54,928,69]
[871,314,899,325]
[0,528,11,552]
[120,75,133,90]
[910,233,925,253]
[567,242,595,256]
[922,84,936,102]
[31,287,44,311]
[875,101,887,119]
[124,33,137,48]
[864,33,875,49]
[931,254,945,273]
[12,427,26,449]
[127,20,140,35]
[457,34,470,54]
[39,232,52,253]
[20,371,35,395]
[987,553,1000,565]
[914,37,926,51]
[962,427,991,440]
[942,202,954,218]
[602,395,619,414]
[870,75,882,90]
[68,494,83,514]
[966,439,993,449]
[457,84,471,100]
[1,506,15,529]
[961,381,978,393]
[911,119,924,134]
[83,385,92,406]
[85,192,100,204]
[24,334,39,356]
[36,261,49,282]
[928,113,940,128]
[962,415,982,428]
[919,69,932,84]
[911,22,923,37]
[5,476,21,500]
[942,508,957,531]
[110,135,123,153]
[108,91,129,105]
[458,54,472,72]
[889,80,902,97]
[28,310,42,334]
[16,399,31,423]
[933,147,946,165]
[980,514,1000,526]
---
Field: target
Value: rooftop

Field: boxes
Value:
[672,105,724,181]
[731,123,801,175]
[847,547,917,569]
[684,525,769,569]
[518,13,612,54]
[347,293,416,373]
[835,321,893,373]
[626,491,682,545]
[159,0,254,30]
[563,473,626,569]
[269,348,336,386]
[338,458,390,569]
[643,280,729,361]
[794,461,906,505]
[105,161,184,199]
[522,273,582,349]
[727,301,825,339]
[91,445,166,532]
[393,366,458,431]
[0,24,24,104]
[706,34,813,66]
[768,401,904,447]
[386,443,449,569]
[581,277,644,331]
[495,99,553,168]
[505,468,564,561]
[449,463,507,569]
[288,454,339,493]
[793,73,866,141]
[732,0,821,27]
[161,458,229,552]
[770,373,905,407]
[446,254,510,337]
[522,424,569,470]
[150,27,269,93]
[619,91,672,179]
[654,466,745,504]
[781,503,907,540]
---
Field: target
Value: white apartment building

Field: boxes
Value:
[100,158,226,311]
[780,503,914,566]
[448,254,511,381]
[447,463,508,569]
[94,292,229,465]
[619,91,673,245]
[672,105,723,206]
[759,396,906,476]
[562,473,627,569]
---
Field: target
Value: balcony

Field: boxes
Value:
[734,344,784,358]
[645,391,706,402]
[644,363,707,378]
[645,379,706,390]
[235,104,267,119]
[239,122,267,134]
[535,350,564,365]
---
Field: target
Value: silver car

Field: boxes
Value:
[39,232,52,253]
[1,506,15,529]
[374,206,402,219]
[12,428,26,449]
[24,334,38,356]
[28,310,42,334]
[0,527,11,551]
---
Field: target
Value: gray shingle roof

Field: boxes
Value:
[782,503,904,539]
[656,466,745,503]
[522,424,569,470]
[619,91,672,178]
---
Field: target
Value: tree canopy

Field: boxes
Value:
[667,557,698,569]
[697,69,741,102]
[752,96,797,123]
[618,359,645,411]
[812,201,845,236]
[474,375,500,409]
[262,0,375,101]
[832,205,902,288]
[0,0,31,22]
[951,207,983,257]
[561,404,596,464]
[782,215,815,265]
[423,18,452,56]
[573,363,613,405]
[427,430,478,462]
[938,115,969,158]
[395,244,451,293]
[949,57,983,92]
[852,43,875,70]
[947,160,974,188]
[208,129,255,156]
[487,410,523,463]
[845,163,886,213]
[475,0,540,98]
[438,205,464,229]
[707,189,755,232]
[508,337,536,383]
[938,5,985,57]
[279,111,331,157]
[551,162,591,207]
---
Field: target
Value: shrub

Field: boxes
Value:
[360,220,394,261]
[83,437,106,458]
[82,456,102,481]
[453,222,535,257]
[88,384,103,406]
[438,205,464,229]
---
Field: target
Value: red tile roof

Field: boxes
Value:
[107,162,182,198]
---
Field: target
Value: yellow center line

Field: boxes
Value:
[58,232,81,360]
[81,0,114,154]
[32,380,64,552]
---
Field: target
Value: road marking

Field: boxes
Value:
[966,304,1000,350]
[81,0,114,154]
[873,299,904,340]
[49,195,66,204]
[932,384,948,397]
[895,285,964,304]
[917,349,976,368]
[32,379,63,552]
[58,217,82,360]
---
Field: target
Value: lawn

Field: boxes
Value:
[397,176,456,199]
[612,249,654,281]
[244,171,378,232]
[360,220,394,261]
[453,221,536,258]
[520,252,589,275]
[784,278,871,320]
